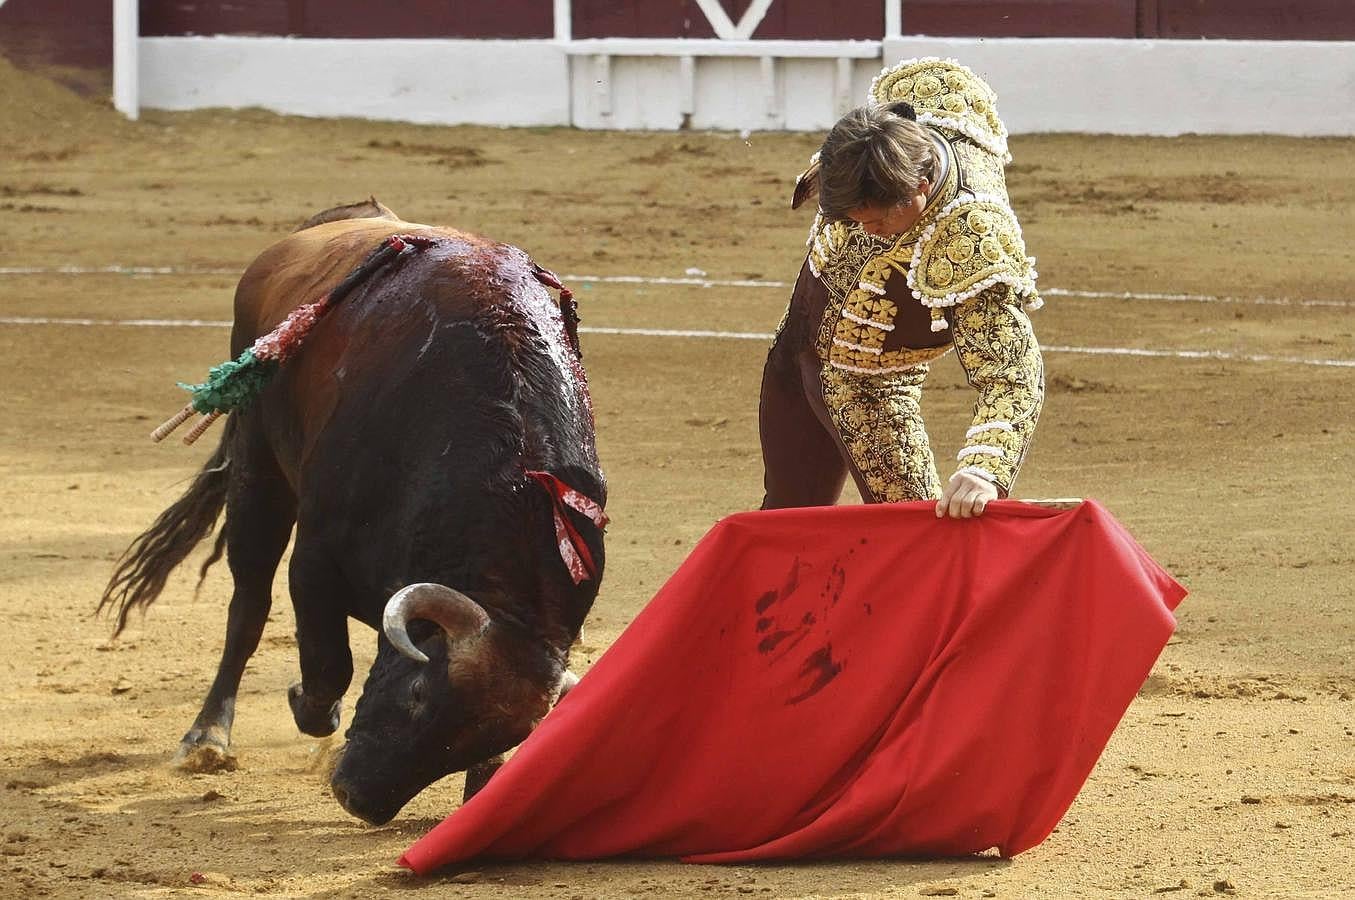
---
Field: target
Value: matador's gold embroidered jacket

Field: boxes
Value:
[792,57,1044,494]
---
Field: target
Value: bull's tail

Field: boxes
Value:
[99,416,236,635]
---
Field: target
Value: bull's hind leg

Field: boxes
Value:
[177,420,296,769]
[285,542,353,737]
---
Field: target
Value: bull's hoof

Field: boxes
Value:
[174,727,238,773]
[288,682,341,737]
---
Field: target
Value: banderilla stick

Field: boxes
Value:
[150,403,196,443]
[182,411,223,445]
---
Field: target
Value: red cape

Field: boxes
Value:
[400,500,1184,872]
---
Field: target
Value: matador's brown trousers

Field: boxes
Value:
[759,264,944,510]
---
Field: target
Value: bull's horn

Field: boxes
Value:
[382,583,490,664]
[556,670,579,702]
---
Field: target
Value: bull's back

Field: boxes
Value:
[231,217,485,474]
[231,217,455,354]
[233,216,595,485]
[272,233,600,614]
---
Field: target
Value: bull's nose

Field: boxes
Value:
[332,779,397,825]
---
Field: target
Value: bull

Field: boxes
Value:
[99,200,607,824]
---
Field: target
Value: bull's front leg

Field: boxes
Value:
[286,546,353,737]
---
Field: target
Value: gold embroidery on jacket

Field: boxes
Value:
[785,57,1044,500]
[820,364,942,503]
[950,284,1044,492]
[804,134,962,371]
[870,57,1011,162]
[906,197,1038,313]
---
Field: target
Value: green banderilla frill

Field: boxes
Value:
[178,348,280,415]
[149,231,433,445]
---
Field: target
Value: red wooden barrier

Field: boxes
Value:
[901,1,1138,39]
[0,0,111,91]
[139,0,552,39]
[1155,0,1355,41]
[3,0,1354,98]
[131,0,1355,41]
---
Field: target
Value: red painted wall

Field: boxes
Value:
[136,0,1355,41]
[902,1,1138,39]
[2,0,1351,94]
[140,0,552,39]
[0,0,111,92]
[571,1,717,39]
[570,1,883,40]
[1153,0,1355,40]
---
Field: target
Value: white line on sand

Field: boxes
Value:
[3,316,1353,368]
[0,265,239,276]
[0,316,232,327]
[1,265,1350,308]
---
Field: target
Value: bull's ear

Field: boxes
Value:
[369,196,399,220]
[791,160,820,210]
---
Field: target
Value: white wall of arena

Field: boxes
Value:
[132,34,1355,136]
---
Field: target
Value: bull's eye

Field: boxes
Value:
[410,677,426,706]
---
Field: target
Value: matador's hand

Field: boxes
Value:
[936,471,999,519]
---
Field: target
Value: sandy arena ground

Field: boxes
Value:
[1,59,1353,898]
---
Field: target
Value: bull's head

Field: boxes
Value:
[330,583,561,824]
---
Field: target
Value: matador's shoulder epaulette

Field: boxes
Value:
[870,57,1011,163]
[906,195,1041,331]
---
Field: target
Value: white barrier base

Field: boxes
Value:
[139,37,570,127]
[137,35,1355,135]
[884,37,1355,137]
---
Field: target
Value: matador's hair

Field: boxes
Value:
[816,101,937,220]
